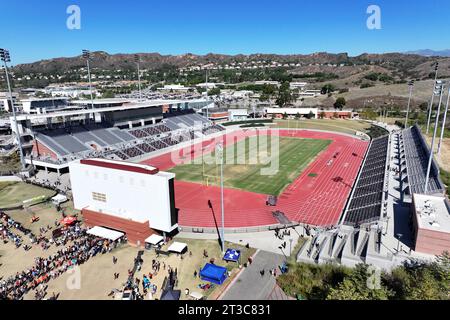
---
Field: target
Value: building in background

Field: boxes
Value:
[228,108,249,121]
[264,107,318,119]
[0,92,18,112]
[205,107,229,123]
[21,97,70,114]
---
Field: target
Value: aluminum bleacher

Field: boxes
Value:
[31,113,223,164]
[402,125,444,194]
[343,135,389,226]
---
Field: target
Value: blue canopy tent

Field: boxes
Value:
[200,263,228,285]
[223,248,241,262]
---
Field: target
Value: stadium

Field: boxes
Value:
[10,96,448,260]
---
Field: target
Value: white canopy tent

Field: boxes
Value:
[51,194,68,205]
[144,234,164,246]
[189,291,203,300]
[87,226,124,241]
[167,241,188,253]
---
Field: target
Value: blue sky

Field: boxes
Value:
[1,0,449,65]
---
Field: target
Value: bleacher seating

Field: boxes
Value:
[402,125,443,194]
[136,143,155,153]
[129,129,148,138]
[122,146,144,158]
[344,135,389,226]
[31,113,224,163]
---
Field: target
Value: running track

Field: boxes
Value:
[140,129,369,228]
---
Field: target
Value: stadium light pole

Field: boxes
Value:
[426,62,439,134]
[404,80,414,128]
[424,80,445,193]
[437,87,450,156]
[82,50,95,109]
[216,142,225,253]
[134,54,142,101]
[205,68,209,120]
[0,48,26,171]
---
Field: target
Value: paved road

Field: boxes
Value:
[220,250,286,300]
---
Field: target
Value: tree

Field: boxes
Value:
[326,264,392,300]
[321,84,336,95]
[282,112,288,120]
[262,84,276,96]
[306,111,314,119]
[275,81,293,107]
[361,107,378,120]
[208,87,221,96]
[295,112,301,120]
[334,97,346,110]
[319,111,325,119]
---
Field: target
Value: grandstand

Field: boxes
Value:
[21,100,223,172]
[31,114,222,167]
[342,135,390,226]
[401,125,444,195]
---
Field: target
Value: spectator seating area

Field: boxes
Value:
[34,126,135,157]
[31,113,225,164]
[401,125,444,194]
[128,113,210,138]
[343,135,389,226]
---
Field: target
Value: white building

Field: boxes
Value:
[254,80,280,87]
[69,158,178,244]
[21,97,70,114]
[228,109,249,121]
[0,92,17,112]
[196,82,223,89]
[157,84,192,93]
[290,82,308,90]
[43,86,99,98]
[264,107,318,119]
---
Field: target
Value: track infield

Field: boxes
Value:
[167,136,331,195]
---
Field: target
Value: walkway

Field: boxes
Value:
[220,250,286,300]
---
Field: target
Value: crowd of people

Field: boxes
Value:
[0,211,38,249]
[0,226,123,300]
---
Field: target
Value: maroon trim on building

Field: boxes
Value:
[82,208,157,246]
[80,159,159,175]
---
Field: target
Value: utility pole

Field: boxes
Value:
[437,87,449,155]
[135,54,142,101]
[426,62,439,134]
[425,80,445,192]
[205,69,209,120]
[216,143,225,253]
[0,48,26,171]
[404,80,414,128]
[82,50,95,109]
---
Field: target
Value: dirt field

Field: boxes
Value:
[0,182,56,208]
[424,136,450,172]
[1,211,254,301]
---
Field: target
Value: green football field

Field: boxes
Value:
[168,136,331,195]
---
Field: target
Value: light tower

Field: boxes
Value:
[216,142,225,253]
[437,86,450,155]
[424,80,445,193]
[426,62,439,134]
[0,48,26,171]
[82,50,95,109]
[134,54,142,101]
[404,80,414,128]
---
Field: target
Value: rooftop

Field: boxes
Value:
[77,158,174,179]
[413,193,450,233]
[11,98,207,121]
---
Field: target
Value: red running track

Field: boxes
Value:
[140,129,369,228]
